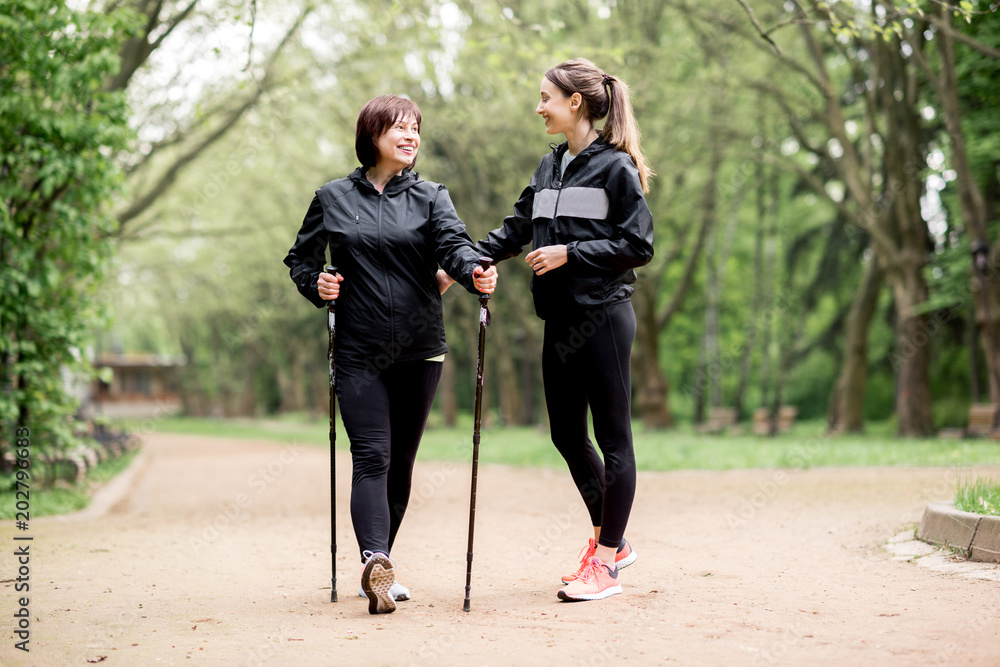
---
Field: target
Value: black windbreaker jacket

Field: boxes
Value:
[284,168,483,367]
[475,138,654,319]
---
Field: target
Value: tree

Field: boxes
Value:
[106,0,315,237]
[695,0,940,434]
[902,2,1000,405]
[0,0,134,463]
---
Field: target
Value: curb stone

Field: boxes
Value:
[917,501,1000,564]
[971,517,1000,563]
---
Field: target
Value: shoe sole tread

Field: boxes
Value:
[361,555,396,614]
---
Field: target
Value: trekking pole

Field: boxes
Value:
[464,257,493,612]
[325,264,339,603]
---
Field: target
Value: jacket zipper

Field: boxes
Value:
[376,194,395,364]
[551,143,596,224]
[553,148,565,231]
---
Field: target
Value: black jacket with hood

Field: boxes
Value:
[284,167,483,368]
[475,138,654,320]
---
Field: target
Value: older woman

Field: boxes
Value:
[284,95,497,615]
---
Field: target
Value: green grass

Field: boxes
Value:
[0,449,140,520]
[119,413,333,446]
[955,476,1000,516]
[115,414,1000,471]
[8,415,997,521]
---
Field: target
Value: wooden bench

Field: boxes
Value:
[698,407,738,434]
[967,404,999,438]
[753,406,798,436]
[752,408,771,435]
[777,406,798,432]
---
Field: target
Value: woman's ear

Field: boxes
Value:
[569,92,583,110]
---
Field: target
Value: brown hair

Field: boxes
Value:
[544,58,653,193]
[355,95,422,169]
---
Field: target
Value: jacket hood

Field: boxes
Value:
[349,167,423,195]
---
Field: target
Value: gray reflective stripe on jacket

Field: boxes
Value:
[532,187,610,220]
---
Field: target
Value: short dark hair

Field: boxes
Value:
[355,95,422,168]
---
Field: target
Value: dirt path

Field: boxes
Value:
[2,432,999,666]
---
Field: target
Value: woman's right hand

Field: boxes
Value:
[317,271,343,300]
[436,269,457,295]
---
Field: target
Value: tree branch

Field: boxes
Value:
[116,6,312,230]
[761,1,823,37]
[732,0,782,53]
[149,0,199,53]
[927,12,1000,60]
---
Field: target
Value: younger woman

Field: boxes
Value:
[475,59,654,601]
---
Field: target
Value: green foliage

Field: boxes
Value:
[0,0,134,458]
[951,8,1000,207]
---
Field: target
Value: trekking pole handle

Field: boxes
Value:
[476,257,493,301]
[323,265,338,309]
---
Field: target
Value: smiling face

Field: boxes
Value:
[536,77,580,136]
[374,114,420,172]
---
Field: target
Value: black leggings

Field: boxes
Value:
[542,300,637,550]
[336,360,443,561]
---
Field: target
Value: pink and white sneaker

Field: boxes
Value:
[557,557,622,601]
[562,538,637,584]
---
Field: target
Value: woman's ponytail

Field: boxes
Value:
[602,76,653,193]
[544,59,654,193]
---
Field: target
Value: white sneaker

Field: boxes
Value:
[360,551,395,614]
[357,581,410,601]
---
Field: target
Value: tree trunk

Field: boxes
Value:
[758,165,780,410]
[693,340,707,426]
[889,278,934,436]
[517,329,538,425]
[828,256,884,432]
[691,110,724,426]
[703,218,720,410]
[734,156,768,421]
[492,323,521,425]
[880,30,935,437]
[929,7,1000,405]
[634,284,672,428]
[277,350,308,413]
[973,279,1000,403]
[969,313,982,404]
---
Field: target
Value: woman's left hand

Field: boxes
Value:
[473,265,498,294]
[526,245,567,275]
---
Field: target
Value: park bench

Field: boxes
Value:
[698,407,738,434]
[752,406,798,436]
[752,408,770,435]
[777,406,798,431]
[966,403,999,438]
